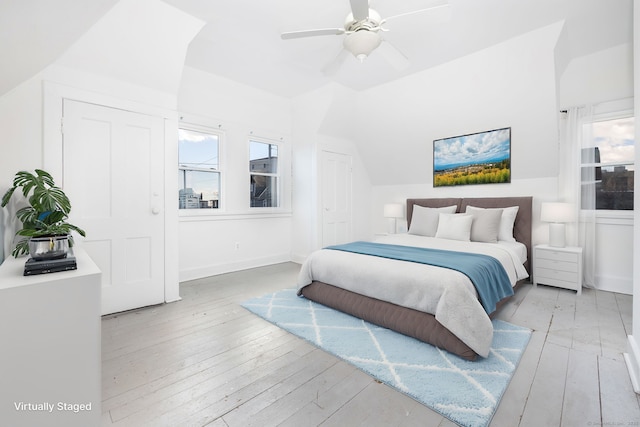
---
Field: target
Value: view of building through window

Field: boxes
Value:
[593,116,634,210]
[582,116,634,210]
[250,140,279,207]
[178,127,220,209]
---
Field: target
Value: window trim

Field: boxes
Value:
[178,122,225,216]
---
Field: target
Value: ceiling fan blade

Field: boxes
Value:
[322,49,349,76]
[384,1,450,24]
[349,0,370,21]
[281,28,345,40]
[377,41,410,71]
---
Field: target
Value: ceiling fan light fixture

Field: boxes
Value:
[343,30,382,62]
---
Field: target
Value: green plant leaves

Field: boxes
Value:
[2,169,86,257]
[1,186,16,207]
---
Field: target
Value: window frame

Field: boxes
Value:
[581,109,634,215]
[178,122,225,216]
[249,138,281,209]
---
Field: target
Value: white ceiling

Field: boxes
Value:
[0,0,633,98]
[169,0,633,97]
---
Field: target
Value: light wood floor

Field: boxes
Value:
[101,262,640,427]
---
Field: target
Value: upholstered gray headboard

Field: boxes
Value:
[406,196,533,273]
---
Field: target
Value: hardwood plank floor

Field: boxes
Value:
[102,262,640,426]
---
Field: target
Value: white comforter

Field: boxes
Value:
[296,234,529,357]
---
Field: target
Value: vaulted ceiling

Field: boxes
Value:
[0,0,633,98]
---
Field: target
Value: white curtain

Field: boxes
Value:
[558,106,596,288]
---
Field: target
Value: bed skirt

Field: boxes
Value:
[300,281,479,361]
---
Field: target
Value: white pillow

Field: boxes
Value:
[408,205,457,237]
[435,213,473,241]
[465,205,519,242]
[464,207,503,243]
[499,206,519,242]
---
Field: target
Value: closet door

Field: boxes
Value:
[321,150,352,247]
[63,99,165,314]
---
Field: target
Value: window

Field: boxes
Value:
[581,116,634,210]
[249,140,279,207]
[178,127,221,209]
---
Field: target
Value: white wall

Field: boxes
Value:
[596,215,634,294]
[290,84,372,262]
[624,0,640,394]
[558,43,634,109]
[55,0,201,97]
[0,75,43,261]
[356,23,563,242]
[177,67,294,280]
[355,23,564,188]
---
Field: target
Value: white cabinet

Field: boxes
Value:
[0,249,101,427]
[533,244,583,295]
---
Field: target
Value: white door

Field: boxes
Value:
[321,150,352,247]
[62,99,165,315]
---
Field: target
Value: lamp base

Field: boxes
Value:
[387,218,397,234]
[548,223,566,247]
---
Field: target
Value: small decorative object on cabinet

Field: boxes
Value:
[533,244,583,295]
[1,169,85,260]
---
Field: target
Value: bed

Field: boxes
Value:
[296,196,532,361]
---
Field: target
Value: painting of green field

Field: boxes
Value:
[434,159,510,187]
[433,127,511,187]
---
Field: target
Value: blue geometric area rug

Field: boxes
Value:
[241,288,531,427]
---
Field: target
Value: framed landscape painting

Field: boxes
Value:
[433,127,511,187]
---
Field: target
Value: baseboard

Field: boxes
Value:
[290,252,309,264]
[624,335,640,394]
[594,274,633,295]
[179,253,291,282]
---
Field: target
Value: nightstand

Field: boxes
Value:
[533,244,583,295]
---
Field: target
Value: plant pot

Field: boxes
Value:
[28,236,70,261]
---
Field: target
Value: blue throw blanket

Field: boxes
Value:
[325,241,514,314]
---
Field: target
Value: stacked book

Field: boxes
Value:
[24,251,77,276]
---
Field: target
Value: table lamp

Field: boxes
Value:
[383,203,404,234]
[540,202,574,247]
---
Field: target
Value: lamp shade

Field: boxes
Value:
[540,202,574,223]
[383,203,404,218]
[343,30,382,61]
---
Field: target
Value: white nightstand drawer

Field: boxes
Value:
[535,276,580,292]
[535,249,578,263]
[535,267,578,283]
[535,258,578,273]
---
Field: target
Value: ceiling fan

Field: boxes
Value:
[280,0,450,72]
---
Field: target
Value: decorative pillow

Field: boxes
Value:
[466,205,519,242]
[435,213,473,241]
[498,206,519,242]
[408,205,457,237]
[464,207,503,243]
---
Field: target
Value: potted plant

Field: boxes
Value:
[1,169,86,259]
